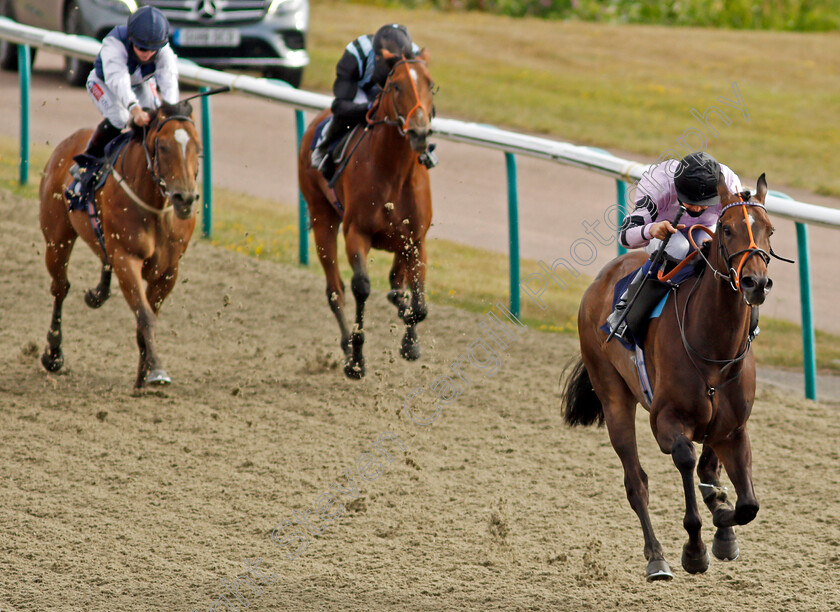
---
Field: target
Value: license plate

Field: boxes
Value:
[172,28,241,48]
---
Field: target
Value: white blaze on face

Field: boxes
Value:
[747,211,756,231]
[174,128,190,158]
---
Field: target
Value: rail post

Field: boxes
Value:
[200,86,213,238]
[505,152,520,318]
[295,109,308,266]
[18,43,31,185]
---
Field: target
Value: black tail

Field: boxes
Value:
[561,358,604,427]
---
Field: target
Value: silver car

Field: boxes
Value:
[0,0,309,87]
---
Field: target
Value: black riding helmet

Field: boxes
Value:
[128,6,170,52]
[373,24,413,58]
[674,152,722,208]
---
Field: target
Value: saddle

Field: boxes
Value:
[312,118,364,186]
[64,132,134,256]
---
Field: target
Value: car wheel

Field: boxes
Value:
[262,67,303,89]
[0,0,20,70]
[64,0,93,87]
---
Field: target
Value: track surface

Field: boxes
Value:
[1,184,839,610]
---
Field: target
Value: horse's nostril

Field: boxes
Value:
[765,278,773,292]
[741,277,756,290]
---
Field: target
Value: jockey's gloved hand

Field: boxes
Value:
[130,104,151,127]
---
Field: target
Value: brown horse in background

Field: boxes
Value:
[298,50,435,379]
[39,101,201,388]
[562,175,783,580]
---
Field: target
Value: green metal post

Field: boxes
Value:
[795,222,817,400]
[505,152,520,318]
[295,109,308,266]
[200,87,212,238]
[616,180,627,256]
[18,44,31,185]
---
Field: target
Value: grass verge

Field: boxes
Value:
[306,1,840,198]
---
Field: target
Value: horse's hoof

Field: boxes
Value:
[646,559,674,581]
[681,545,711,574]
[146,369,172,386]
[41,348,64,373]
[400,330,421,361]
[84,288,109,309]
[344,360,365,379]
[712,529,740,561]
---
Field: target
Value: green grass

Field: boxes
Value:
[306,1,840,197]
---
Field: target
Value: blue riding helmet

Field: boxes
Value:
[127,6,170,51]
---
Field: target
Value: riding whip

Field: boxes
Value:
[606,205,687,344]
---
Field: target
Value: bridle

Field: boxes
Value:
[109,113,196,216]
[366,58,434,137]
[676,193,793,398]
[688,195,791,293]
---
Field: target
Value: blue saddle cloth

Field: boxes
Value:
[600,258,700,351]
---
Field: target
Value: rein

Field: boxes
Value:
[365,58,430,136]
[108,114,195,216]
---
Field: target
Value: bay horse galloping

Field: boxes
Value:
[39,101,201,388]
[298,49,434,379]
[562,175,786,580]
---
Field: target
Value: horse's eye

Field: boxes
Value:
[722,226,732,237]
[769,228,775,237]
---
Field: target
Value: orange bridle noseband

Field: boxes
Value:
[688,196,771,292]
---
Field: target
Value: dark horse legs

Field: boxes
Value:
[386,240,428,361]
[345,228,371,379]
[598,375,674,581]
[698,445,741,560]
[41,233,77,373]
[671,434,711,574]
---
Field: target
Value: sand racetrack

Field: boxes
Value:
[1,185,839,611]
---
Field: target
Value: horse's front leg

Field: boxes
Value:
[111,251,162,388]
[698,445,740,560]
[139,267,182,386]
[670,434,710,574]
[344,228,371,379]
[399,238,428,361]
[711,427,759,528]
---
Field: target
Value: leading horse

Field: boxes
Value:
[39,100,201,388]
[298,49,435,379]
[562,175,783,580]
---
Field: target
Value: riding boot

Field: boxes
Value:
[607,266,646,339]
[418,143,438,169]
[311,118,338,171]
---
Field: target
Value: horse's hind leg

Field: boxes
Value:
[84,264,112,309]
[344,226,372,379]
[41,231,77,373]
[591,362,673,580]
[312,215,353,364]
[698,445,740,560]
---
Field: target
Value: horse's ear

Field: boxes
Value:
[418,47,431,63]
[755,173,767,203]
